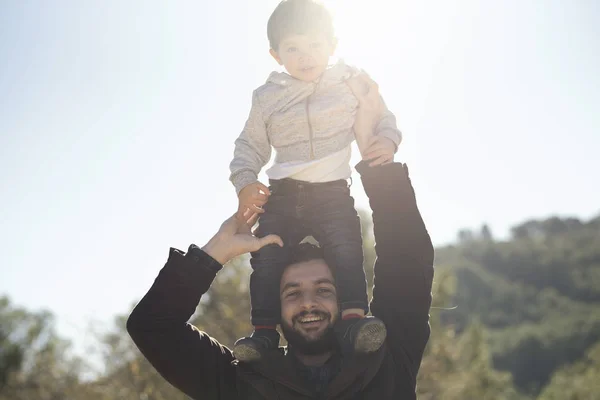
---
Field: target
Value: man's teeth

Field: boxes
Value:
[300,316,324,323]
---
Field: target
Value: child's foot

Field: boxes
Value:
[335,316,387,355]
[233,328,280,362]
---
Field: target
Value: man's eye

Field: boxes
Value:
[318,288,332,295]
[286,291,299,298]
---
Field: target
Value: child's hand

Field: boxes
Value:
[363,136,395,167]
[237,181,270,219]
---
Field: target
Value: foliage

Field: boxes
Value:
[0,296,85,400]
[537,340,600,400]
[437,214,600,395]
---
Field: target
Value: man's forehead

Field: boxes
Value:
[280,259,333,287]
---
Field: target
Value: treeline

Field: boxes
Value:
[1,213,598,399]
[435,214,600,397]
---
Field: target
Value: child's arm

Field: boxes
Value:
[348,74,401,165]
[229,90,271,195]
[375,99,402,152]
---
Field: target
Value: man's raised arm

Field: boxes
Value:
[127,214,282,399]
[357,161,435,382]
[127,246,237,399]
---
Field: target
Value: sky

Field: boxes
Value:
[1,0,599,358]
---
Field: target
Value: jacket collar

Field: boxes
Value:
[237,343,387,398]
[325,345,386,398]
[237,348,314,397]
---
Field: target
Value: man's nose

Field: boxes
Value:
[299,292,318,309]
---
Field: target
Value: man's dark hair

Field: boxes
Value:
[285,242,326,269]
[267,0,335,50]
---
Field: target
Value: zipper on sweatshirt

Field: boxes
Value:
[306,96,315,160]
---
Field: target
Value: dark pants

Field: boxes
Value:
[250,178,367,326]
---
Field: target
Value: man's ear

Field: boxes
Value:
[270,48,283,65]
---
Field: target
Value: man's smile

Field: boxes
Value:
[294,312,330,331]
[299,315,324,323]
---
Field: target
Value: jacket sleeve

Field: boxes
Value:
[127,247,237,400]
[375,97,402,152]
[356,161,434,381]
[229,90,272,195]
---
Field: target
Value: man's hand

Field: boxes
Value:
[346,73,385,156]
[363,136,395,166]
[201,211,283,265]
[237,181,270,218]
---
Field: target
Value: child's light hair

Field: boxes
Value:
[267,0,335,51]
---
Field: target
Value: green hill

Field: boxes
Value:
[434,214,600,394]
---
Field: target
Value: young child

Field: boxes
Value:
[229,0,402,361]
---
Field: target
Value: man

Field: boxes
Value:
[127,78,434,399]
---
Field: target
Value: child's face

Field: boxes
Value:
[270,33,337,82]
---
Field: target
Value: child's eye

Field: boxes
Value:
[310,42,322,49]
[287,47,298,53]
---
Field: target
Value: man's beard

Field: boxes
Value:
[280,310,337,356]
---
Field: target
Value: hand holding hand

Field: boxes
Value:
[362,136,395,166]
[237,181,270,218]
[202,211,283,264]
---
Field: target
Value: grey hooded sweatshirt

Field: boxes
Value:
[229,61,402,194]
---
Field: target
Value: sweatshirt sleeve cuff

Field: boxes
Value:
[378,129,402,152]
[231,170,259,195]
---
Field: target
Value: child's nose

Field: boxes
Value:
[299,54,313,65]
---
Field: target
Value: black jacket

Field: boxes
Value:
[127,161,435,399]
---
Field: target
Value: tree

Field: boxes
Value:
[416,274,524,400]
[481,224,494,242]
[537,340,600,399]
[0,296,85,400]
[435,213,600,396]
[458,229,475,243]
[80,314,189,400]
[80,255,255,399]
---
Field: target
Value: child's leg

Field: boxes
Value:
[249,213,291,329]
[235,210,287,361]
[234,185,306,361]
[307,183,368,315]
[307,181,386,353]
